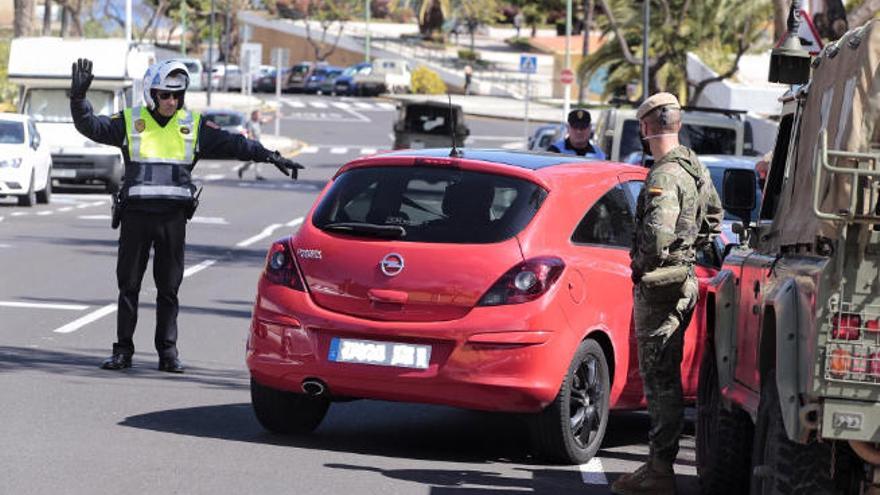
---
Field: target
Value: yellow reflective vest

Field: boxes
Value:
[122,107,201,202]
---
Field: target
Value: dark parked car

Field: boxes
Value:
[333,63,372,96]
[305,66,342,94]
[255,68,291,93]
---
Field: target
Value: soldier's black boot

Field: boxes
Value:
[100,353,132,370]
[610,459,676,495]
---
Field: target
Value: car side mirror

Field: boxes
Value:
[31,135,40,150]
[722,168,756,226]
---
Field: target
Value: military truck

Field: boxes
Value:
[696,19,880,495]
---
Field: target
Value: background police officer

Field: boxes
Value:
[611,93,722,495]
[547,108,606,158]
[69,58,303,373]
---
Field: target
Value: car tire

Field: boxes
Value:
[750,370,862,495]
[695,346,753,495]
[530,338,610,464]
[36,170,52,204]
[250,378,330,434]
[105,178,120,195]
[18,171,36,207]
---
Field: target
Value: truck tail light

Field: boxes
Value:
[831,313,861,340]
[477,257,565,306]
[264,239,305,291]
[829,348,852,378]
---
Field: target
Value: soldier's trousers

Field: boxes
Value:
[633,274,699,464]
[114,209,186,359]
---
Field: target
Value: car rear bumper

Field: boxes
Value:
[50,153,121,183]
[246,277,573,413]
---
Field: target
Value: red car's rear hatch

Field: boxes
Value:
[293,163,548,322]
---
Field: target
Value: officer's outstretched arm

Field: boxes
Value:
[199,123,304,179]
[265,151,305,180]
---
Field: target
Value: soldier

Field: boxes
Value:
[611,93,722,495]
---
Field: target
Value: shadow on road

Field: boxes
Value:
[0,345,248,390]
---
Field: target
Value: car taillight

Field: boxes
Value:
[832,313,861,340]
[264,239,305,291]
[477,257,565,306]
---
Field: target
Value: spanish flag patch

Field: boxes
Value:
[648,187,664,195]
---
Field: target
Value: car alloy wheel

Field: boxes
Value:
[530,338,610,464]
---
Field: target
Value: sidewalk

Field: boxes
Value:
[384,94,568,123]
[186,90,302,156]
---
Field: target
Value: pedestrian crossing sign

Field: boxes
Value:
[519,55,538,74]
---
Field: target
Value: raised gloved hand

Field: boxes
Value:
[266,151,305,180]
[70,58,94,100]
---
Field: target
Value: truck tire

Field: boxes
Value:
[530,338,610,464]
[250,378,330,434]
[696,347,753,495]
[750,371,861,495]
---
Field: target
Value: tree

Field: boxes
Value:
[14,0,34,37]
[300,0,360,61]
[458,0,503,52]
[578,0,770,104]
[417,0,449,38]
[848,0,880,29]
[520,3,545,38]
[773,0,788,42]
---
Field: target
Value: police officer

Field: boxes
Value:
[546,108,606,158]
[611,93,722,495]
[69,58,303,373]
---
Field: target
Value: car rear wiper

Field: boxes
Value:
[321,222,406,239]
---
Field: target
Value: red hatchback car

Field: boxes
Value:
[246,149,716,464]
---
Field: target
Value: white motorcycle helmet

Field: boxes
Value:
[142,60,191,111]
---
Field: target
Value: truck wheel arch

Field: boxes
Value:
[761,279,802,442]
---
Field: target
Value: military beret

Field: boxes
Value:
[636,92,681,120]
[567,108,592,128]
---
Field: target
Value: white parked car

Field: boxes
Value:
[0,113,52,206]
[204,64,243,91]
[177,57,204,91]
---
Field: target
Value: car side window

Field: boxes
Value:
[571,185,634,248]
[622,180,643,214]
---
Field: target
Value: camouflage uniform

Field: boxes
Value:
[630,145,722,465]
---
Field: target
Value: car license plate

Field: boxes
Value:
[411,141,425,149]
[52,169,75,178]
[328,337,431,369]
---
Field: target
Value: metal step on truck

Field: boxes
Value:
[696,18,880,495]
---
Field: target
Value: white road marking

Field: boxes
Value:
[354,102,373,109]
[182,259,217,277]
[0,216,4,222]
[89,201,106,207]
[11,212,27,216]
[301,146,319,154]
[57,207,74,212]
[0,301,90,311]
[236,223,284,247]
[330,147,347,154]
[197,174,226,181]
[502,141,525,150]
[579,458,608,485]
[190,216,228,225]
[0,244,10,248]
[53,303,117,334]
[78,215,110,220]
[331,102,351,110]
[360,148,377,155]
[309,101,329,109]
[376,102,396,110]
[36,211,53,216]
[283,99,306,108]
[286,217,304,227]
[76,204,92,209]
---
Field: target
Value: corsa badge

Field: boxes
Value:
[134,119,146,133]
[180,126,191,135]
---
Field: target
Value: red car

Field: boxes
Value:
[246,149,716,464]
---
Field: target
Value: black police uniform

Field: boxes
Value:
[70,98,279,369]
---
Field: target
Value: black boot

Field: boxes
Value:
[158,357,185,373]
[100,353,132,370]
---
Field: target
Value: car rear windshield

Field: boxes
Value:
[404,105,458,135]
[312,166,547,244]
[0,121,24,144]
[205,113,243,126]
[26,89,113,123]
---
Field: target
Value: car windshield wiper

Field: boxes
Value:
[321,222,406,239]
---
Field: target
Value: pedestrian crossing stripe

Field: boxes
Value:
[280,99,394,111]
[298,146,383,155]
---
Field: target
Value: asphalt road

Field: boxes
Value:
[0,94,699,495]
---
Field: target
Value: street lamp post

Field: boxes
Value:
[641,0,649,100]
[207,0,215,106]
[563,0,572,118]
[365,0,371,62]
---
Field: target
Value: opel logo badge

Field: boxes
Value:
[380,253,404,276]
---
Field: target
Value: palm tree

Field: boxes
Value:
[578,0,770,104]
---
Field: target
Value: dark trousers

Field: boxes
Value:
[114,209,186,359]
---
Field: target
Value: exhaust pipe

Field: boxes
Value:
[301,378,327,397]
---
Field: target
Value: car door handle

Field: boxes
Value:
[368,289,408,304]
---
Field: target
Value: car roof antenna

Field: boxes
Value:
[448,93,462,158]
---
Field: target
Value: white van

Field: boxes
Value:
[8,38,152,192]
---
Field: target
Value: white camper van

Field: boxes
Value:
[8,38,154,192]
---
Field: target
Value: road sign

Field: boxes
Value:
[775,9,824,56]
[560,68,574,85]
[519,55,537,74]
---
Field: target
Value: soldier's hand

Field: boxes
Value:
[266,151,305,180]
[70,58,94,100]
